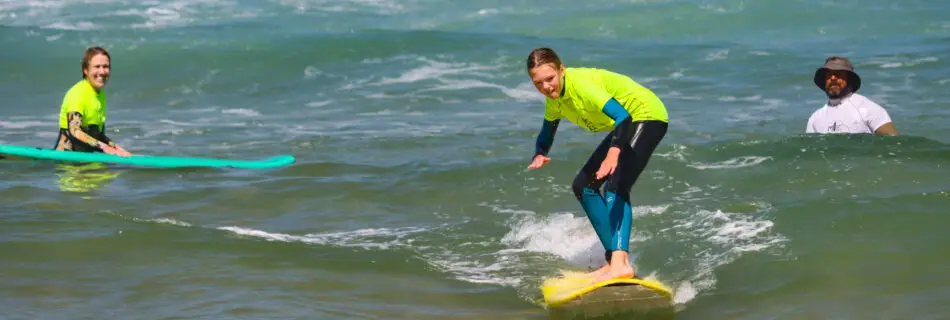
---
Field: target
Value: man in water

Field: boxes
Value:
[805,56,898,135]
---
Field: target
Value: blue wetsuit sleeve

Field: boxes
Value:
[535,119,560,157]
[602,98,634,148]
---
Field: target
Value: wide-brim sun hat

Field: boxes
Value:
[813,56,861,92]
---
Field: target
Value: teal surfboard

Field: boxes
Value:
[0,144,295,169]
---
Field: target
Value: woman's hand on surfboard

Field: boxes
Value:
[595,147,621,179]
[528,154,550,169]
[100,144,132,157]
[113,145,133,157]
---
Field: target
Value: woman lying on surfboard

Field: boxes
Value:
[53,46,132,157]
[525,47,668,284]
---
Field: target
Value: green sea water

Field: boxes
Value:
[2,0,950,319]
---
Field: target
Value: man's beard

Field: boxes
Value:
[825,86,852,105]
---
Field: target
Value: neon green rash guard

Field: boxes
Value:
[543,67,668,132]
[54,79,111,151]
[59,79,107,130]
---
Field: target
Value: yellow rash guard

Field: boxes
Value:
[54,79,110,151]
[543,67,668,132]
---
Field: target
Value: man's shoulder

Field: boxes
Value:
[808,103,829,118]
[848,93,883,108]
[846,93,890,118]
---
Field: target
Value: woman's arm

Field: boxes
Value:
[601,98,633,148]
[65,112,108,148]
[535,119,560,157]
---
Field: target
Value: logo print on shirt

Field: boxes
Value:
[828,122,839,132]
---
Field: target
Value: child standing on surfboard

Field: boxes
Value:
[53,46,132,157]
[525,47,668,284]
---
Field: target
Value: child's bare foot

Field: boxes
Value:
[584,264,609,278]
[591,250,635,284]
[591,264,634,284]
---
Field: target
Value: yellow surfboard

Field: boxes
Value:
[541,270,675,317]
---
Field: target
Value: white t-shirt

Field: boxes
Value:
[806,93,892,134]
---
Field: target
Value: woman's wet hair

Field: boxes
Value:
[81,46,111,79]
[526,47,563,72]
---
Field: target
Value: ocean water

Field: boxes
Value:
[2,0,950,319]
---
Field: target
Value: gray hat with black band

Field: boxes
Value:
[813,56,861,92]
